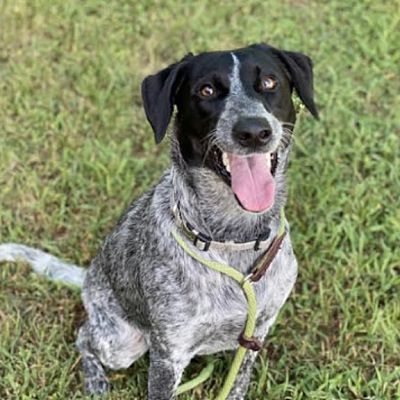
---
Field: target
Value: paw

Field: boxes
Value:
[227,388,246,400]
[227,395,245,400]
[85,376,110,395]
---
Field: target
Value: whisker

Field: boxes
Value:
[279,127,294,150]
[200,129,217,144]
[201,130,220,166]
[281,121,295,128]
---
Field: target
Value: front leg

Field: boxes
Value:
[227,314,277,400]
[148,339,190,400]
[226,350,258,400]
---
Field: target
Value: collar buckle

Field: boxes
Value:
[193,231,212,251]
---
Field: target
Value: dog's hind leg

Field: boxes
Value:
[76,322,110,394]
[76,285,149,395]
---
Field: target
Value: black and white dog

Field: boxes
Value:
[0,43,318,399]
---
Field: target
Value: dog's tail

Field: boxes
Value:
[0,243,86,287]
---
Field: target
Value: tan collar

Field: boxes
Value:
[172,202,285,252]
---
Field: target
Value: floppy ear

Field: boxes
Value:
[254,43,318,119]
[273,49,319,119]
[141,60,188,144]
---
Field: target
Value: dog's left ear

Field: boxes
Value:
[273,49,319,119]
[141,56,191,144]
[255,44,318,119]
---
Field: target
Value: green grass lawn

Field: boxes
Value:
[1,1,399,399]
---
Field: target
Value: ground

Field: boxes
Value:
[0,1,399,399]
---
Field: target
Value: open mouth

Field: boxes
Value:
[210,147,278,213]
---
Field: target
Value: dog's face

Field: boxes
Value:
[142,44,318,214]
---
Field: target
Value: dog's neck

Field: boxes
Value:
[170,139,285,243]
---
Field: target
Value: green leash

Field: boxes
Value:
[175,358,216,395]
[172,208,286,399]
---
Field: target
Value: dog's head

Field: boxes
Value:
[142,43,318,215]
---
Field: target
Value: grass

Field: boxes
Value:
[0,0,399,399]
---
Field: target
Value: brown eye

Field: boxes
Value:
[199,84,215,98]
[261,76,277,91]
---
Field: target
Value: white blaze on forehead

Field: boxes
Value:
[229,53,243,96]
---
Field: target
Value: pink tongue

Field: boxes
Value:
[228,153,275,213]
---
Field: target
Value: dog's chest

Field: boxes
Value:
[174,238,298,355]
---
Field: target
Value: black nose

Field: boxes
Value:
[232,118,272,148]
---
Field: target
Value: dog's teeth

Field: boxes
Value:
[265,153,272,168]
[222,152,230,172]
[222,152,228,167]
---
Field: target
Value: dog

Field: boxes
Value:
[0,43,318,399]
